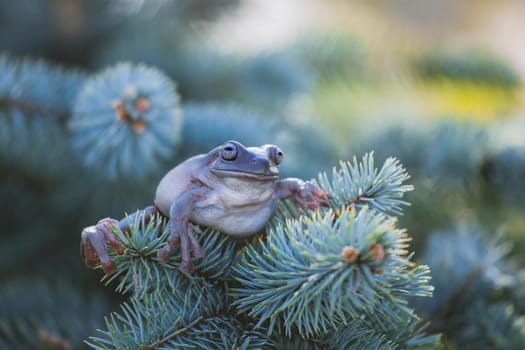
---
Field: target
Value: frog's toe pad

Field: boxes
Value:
[179,260,195,275]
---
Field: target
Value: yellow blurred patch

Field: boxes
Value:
[308,78,522,144]
[414,79,522,122]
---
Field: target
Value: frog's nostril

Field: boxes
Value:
[253,157,270,167]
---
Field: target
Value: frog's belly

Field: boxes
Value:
[191,203,276,237]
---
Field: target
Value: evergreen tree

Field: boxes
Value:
[84,154,437,349]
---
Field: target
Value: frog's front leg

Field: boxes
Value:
[157,187,208,275]
[81,206,159,275]
[276,178,331,214]
[81,218,123,275]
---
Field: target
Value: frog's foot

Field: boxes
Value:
[176,222,205,275]
[81,218,124,275]
[178,259,195,275]
[157,231,180,263]
[294,181,331,214]
[157,219,205,275]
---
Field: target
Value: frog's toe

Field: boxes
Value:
[302,182,331,209]
[81,227,99,268]
[158,245,173,263]
[158,231,181,263]
[97,217,124,255]
[193,246,206,259]
[179,260,195,275]
[101,260,117,275]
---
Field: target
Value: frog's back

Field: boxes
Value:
[154,155,204,215]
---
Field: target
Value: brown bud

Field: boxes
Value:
[372,268,384,275]
[38,329,71,350]
[369,242,386,262]
[134,97,151,113]
[112,100,129,122]
[342,246,358,263]
[124,85,137,97]
[132,120,146,134]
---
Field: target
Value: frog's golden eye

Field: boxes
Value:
[271,146,283,165]
[222,142,238,160]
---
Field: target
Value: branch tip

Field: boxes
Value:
[342,246,359,263]
[370,242,386,262]
[112,99,129,122]
[124,85,137,97]
[134,96,151,113]
[132,120,146,133]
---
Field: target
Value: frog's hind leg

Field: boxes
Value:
[178,221,194,274]
[178,221,206,274]
[157,225,181,264]
[158,218,205,275]
[157,187,209,275]
[157,216,194,274]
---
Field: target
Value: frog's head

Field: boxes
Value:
[209,140,282,181]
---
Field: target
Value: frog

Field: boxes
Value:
[81,140,330,275]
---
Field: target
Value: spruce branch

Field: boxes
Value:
[97,212,245,299]
[0,280,110,350]
[0,56,86,220]
[68,63,181,180]
[317,153,414,216]
[87,290,270,350]
[414,226,525,347]
[273,152,413,223]
[423,123,487,184]
[321,304,439,350]
[0,54,86,123]
[417,227,511,317]
[449,302,525,349]
[0,110,77,187]
[232,207,432,337]
[272,335,325,350]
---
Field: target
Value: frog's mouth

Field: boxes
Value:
[211,168,279,180]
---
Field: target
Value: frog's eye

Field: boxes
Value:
[271,147,283,165]
[222,142,238,161]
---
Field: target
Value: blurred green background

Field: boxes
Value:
[1,0,525,349]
